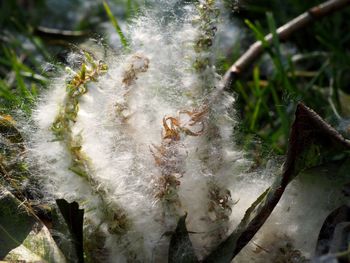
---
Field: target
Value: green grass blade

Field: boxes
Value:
[244,19,269,48]
[266,12,294,95]
[103,0,130,50]
[126,0,133,21]
[250,67,262,131]
[0,80,19,103]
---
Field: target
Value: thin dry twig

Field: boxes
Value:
[34,26,89,38]
[221,0,350,91]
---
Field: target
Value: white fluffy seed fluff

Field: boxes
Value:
[24,1,348,262]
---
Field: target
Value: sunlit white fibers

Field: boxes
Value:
[24,0,345,262]
[28,1,229,261]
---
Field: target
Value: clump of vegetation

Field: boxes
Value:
[1,0,350,263]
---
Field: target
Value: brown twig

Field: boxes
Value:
[221,0,350,91]
[34,26,88,38]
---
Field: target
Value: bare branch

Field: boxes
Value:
[220,0,350,91]
[34,26,88,38]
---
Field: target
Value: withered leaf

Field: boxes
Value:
[56,199,84,263]
[168,213,198,263]
[203,103,350,263]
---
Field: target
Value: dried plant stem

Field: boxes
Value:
[34,26,88,38]
[51,53,131,236]
[193,0,234,241]
[151,110,207,223]
[221,0,350,91]
[194,0,220,73]
[116,54,149,122]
